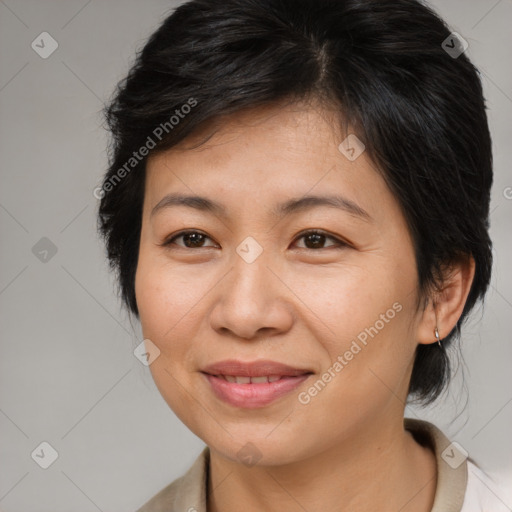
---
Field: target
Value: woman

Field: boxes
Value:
[97,0,507,510]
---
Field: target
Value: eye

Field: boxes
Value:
[161,230,217,249]
[293,229,347,250]
[160,229,347,251]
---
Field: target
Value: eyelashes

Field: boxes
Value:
[160,229,348,251]
[293,229,348,250]
[162,230,216,249]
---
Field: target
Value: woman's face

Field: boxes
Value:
[135,102,431,465]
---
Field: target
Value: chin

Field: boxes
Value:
[203,428,310,468]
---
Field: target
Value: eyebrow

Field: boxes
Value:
[150,193,372,222]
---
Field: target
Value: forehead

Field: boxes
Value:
[143,102,391,222]
[171,99,345,150]
[148,103,360,177]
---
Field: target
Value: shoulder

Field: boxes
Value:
[460,460,511,512]
[404,418,511,512]
[135,447,209,512]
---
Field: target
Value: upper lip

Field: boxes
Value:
[201,359,313,377]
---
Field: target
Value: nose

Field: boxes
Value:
[209,249,294,341]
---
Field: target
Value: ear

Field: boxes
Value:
[416,255,476,345]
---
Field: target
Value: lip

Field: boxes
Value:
[201,359,312,378]
[201,359,313,408]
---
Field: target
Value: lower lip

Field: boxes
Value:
[202,373,311,408]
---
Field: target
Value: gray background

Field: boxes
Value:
[0,1,511,510]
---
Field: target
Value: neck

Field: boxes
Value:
[207,416,437,512]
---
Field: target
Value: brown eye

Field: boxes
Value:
[161,229,346,251]
[163,230,216,249]
[294,230,346,250]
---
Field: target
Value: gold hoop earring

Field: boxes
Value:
[434,326,442,348]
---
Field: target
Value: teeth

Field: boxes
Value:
[219,375,283,383]
[250,376,269,384]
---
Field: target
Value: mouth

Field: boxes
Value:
[200,359,313,408]
[207,374,289,384]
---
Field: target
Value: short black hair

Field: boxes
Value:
[97,0,493,405]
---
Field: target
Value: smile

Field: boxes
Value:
[201,372,312,408]
[213,375,283,383]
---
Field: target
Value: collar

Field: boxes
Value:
[137,418,468,511]
[404,418,468,511]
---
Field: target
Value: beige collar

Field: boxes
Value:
[404,418,468,511]
[137,418,468,512]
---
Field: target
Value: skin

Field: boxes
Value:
[135,99,475,512]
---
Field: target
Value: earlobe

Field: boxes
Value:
[417,255,476,346]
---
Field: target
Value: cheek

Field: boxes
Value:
[135,250,206,341]
[288,259,417,394]
[134,253,206,419]
[135,263,169,340]
[284,260,402,343]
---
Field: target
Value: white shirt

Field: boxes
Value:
[461,461,511,511]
